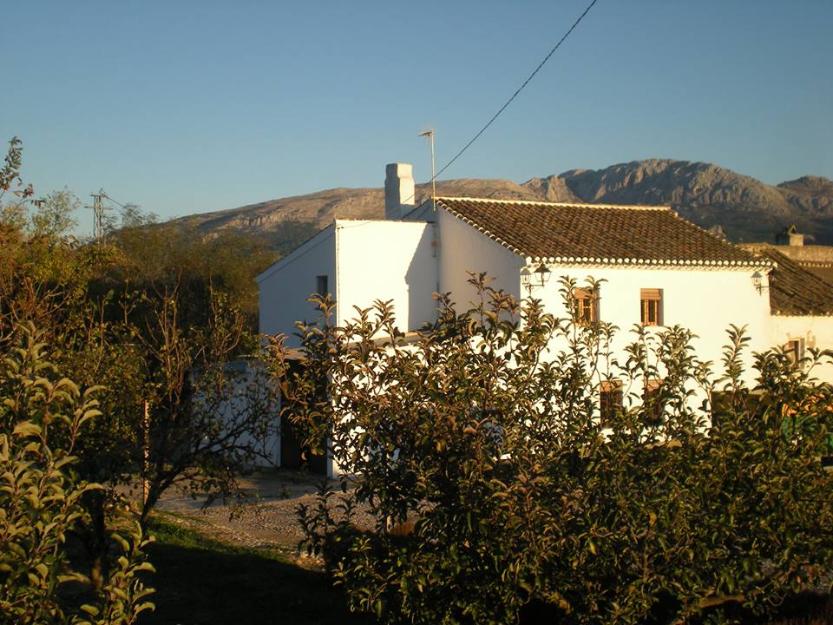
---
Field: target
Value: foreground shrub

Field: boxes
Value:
[0,324,154,624]
[278,276,833,625]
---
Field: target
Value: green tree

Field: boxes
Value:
[130,286,278,526]
[0,324,154,624]
[30,189,79,239]
[0,137,278,585]
[280,275,833,625]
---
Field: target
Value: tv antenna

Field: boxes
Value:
[419,129,436,209]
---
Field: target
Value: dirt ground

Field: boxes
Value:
[155,469,375,551]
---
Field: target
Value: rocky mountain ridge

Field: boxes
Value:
[172,159,833,252]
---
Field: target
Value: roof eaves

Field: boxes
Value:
[527,256,773,269]
[771,310,833,317]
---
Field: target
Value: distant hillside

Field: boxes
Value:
[169,159,833,254]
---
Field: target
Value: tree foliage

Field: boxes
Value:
[280,275,833,625]
[0,136,278,514]
[0,136,279,607]
[0,324,154,624]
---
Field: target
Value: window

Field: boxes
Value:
[640,288,663,326]
[784,338,805,364]
[573,287,598,326]
[643,379,664,425]
[709,391,730,431]
[316,275,329,297]
[599,380,623,424]
[710,390,765,431]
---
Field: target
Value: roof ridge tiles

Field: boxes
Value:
[434,196,670,211]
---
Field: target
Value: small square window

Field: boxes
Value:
[599,380,623,424]
[573,287,599,326]
[643,379,664,425]
[640,289,663,326]
[316,275,329,297]
[784,338,805,364]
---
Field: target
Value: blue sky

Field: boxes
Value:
[2,1,831,234]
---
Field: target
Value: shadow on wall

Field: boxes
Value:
[404,224,439,332]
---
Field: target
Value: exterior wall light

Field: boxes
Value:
[751,270,767,294]
[521,263,551,291]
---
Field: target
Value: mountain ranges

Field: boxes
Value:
[170,159,833,255]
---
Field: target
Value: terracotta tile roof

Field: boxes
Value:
[748,247,833,316]
[801,263,833,286]
[434,197,762,266]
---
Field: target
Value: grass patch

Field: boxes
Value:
[138,513,833,625]
[140,513,373,625]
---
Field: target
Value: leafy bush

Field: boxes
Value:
[279,275,833,625]
[0,324,154,624]
[1,136,278,548]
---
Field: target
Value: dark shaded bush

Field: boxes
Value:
[278,275,833,625]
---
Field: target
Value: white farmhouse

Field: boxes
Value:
[259,163,774,365]
[256,164,833,474]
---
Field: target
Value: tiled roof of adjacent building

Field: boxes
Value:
[742,241,833,286]
[804,263,833,285]
[434,197,763,267]
[744,246,833,316]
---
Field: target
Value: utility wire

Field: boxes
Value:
[182,3,600,275]
[101,192,128,209]
[411,0,600,199]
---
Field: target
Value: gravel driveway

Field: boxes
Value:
[156,469,376,551]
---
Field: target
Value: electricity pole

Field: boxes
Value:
[86,188,109,239]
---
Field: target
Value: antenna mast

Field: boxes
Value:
[419,129,436,210]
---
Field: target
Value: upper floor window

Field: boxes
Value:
[640,288,663,326]
[573,287,599,326]
[316,275,329,297]
[784,338,805,364]
[599,380,623,424]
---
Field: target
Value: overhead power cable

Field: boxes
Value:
[428,0,600,187]
[101,192,127,209]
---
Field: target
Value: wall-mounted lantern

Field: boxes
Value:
[521,263,551,291]
[751,270,768,294]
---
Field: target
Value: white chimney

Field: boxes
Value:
[385,162,415,220]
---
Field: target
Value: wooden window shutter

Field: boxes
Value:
[599,380,623,424]
[640,288,663,326]
[643,378,664,425]
[574,287,599,326]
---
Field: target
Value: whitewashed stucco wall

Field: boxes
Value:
[334,220,437,331]
[769,315,833,384]
[211,360,281,468]
[257,225,336,346]
[523,265,772,384]
[258,220,438,342]
[437,209,525,308]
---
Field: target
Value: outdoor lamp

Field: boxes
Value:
[751,270,764,293]
[521,263,551,290]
